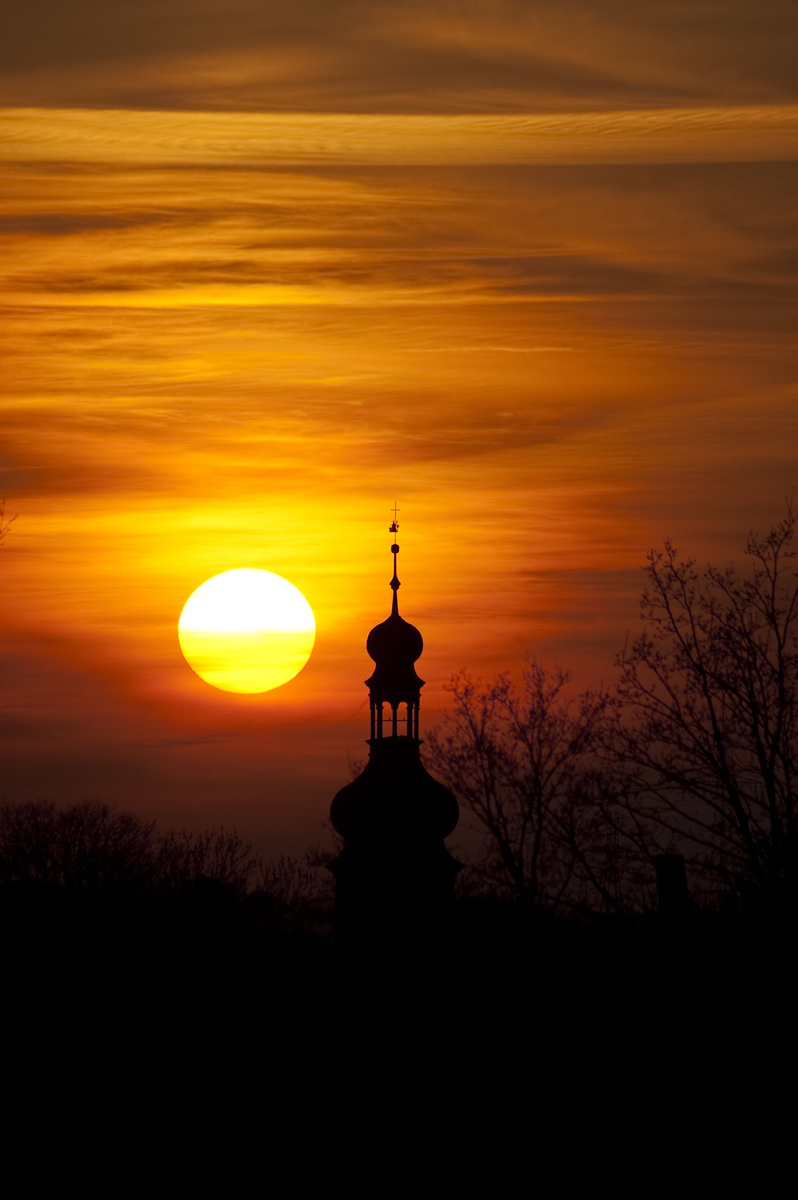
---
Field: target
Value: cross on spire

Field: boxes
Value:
[389,501,400,534]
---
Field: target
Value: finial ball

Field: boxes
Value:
[391,543,400,553]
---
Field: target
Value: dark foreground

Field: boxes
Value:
[4,883,793,1051]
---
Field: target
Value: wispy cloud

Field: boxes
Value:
[3,106,797,166]
[3,0,795,112]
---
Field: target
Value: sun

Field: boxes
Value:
[178,568,316,694]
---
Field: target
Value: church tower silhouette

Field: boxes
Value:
[328,516,460,960]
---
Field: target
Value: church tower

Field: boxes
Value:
[328,516,460,959]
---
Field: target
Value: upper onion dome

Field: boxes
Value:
[367,609,423,667]
[364,540,425,706]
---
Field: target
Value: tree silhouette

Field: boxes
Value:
[424,661,614,909]
[0,799,155,892]
[0,799,266,898]
[610,504,798,912]
[155,825,259,893]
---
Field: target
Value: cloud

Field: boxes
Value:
[0,213,154,235]
[469,253,662,296]
[3,107,797,168]
[2,0,795,112]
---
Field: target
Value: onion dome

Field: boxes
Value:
[364,539,425,707]
[330,737,459,844]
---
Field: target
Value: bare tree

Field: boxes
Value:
[253,854,333,919]
[610,504,798,911]
[0,799,155,892]
[155,826,260,892]
[424,661,615,910]
[0,800,261,896]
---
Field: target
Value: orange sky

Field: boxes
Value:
[2,2,797,855]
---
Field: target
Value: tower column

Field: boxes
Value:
[328,513,461,965]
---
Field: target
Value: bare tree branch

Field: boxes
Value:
[609,502,798,911]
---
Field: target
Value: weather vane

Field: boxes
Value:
[389,501,400,535]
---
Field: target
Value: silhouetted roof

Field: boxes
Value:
[330,737,459,842]
[364,540,425,705]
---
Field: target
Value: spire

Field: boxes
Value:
[389,501,400,616]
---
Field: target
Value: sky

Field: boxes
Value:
[2,1,797,857]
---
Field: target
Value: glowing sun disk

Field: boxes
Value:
[178,568,315,694]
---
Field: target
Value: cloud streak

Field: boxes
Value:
[3,106,797,167]
[3,1,796,112]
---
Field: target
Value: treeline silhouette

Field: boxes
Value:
[1,799,334,1024]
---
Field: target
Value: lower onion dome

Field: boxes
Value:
[330,738,459,844]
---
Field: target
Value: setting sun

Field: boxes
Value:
[178,569,316,694]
